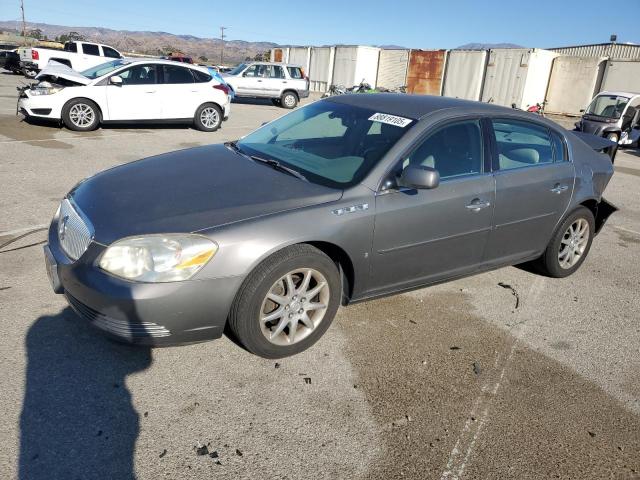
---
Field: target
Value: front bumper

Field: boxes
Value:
[45,219,244,346]
[18,94,63,120]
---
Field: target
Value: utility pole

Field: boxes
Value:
[20,0,26,41]
[220,26,226,66]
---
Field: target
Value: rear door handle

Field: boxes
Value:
[550,184,569,194]
[466,199,491,212]
[145,90,156,93]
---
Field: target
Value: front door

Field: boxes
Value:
[484,118,575,265]
[370,119,495,293]
[236,64,265,96]
[106,64,161,120]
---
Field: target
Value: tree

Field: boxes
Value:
[67,31,84,41]
[27,28,43,40]
[253,51,269,61]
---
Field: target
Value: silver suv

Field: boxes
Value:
[222,62,309,108]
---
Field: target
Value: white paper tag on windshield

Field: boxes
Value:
[368,112,412,127]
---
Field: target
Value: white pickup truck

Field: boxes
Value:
[19,41,122,77]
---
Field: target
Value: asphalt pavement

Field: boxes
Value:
[0,71,639,479]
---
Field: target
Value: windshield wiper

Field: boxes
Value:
[249,155,308,182]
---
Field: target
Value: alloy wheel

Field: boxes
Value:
[200,107,220,129]
[69,103,95,128]
[259,268,330,346]
[283,94,296,108]
[558,218,589,269]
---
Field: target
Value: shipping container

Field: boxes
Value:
[442,50,487,100]
[288,47,311,72]
[406,50,447,95]
[271,48,285,63]
[549,43,640,60]
[600,60,640,93]
[481,48,558,109]
[332,46,380,89]
[376,49,409,91]
[308,47,335,92]
[545,56,606,115]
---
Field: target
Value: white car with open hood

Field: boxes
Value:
[17,59,232,131]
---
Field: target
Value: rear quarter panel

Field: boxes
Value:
[566,131,615,206]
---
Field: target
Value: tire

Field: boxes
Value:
[228,244,341,358]
[24,68,37,78]
[61,98,101,131]
[194,103,222,132]
[536,206,595,278]
[280,91,298,109]
[606,132,619,143]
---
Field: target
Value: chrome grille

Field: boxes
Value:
[58,198,94,261]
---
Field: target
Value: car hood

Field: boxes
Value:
[35,61,91,85]
[70,144,343,244]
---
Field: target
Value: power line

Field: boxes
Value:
[220,26,227,65]
[20,0,26,41]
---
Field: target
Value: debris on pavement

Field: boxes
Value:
[588,431,596,438]
[473,362,481,375]
[274,362,280,369]
[159,449,167,458]
[209,450,219,459]
[304,377,312,384]
[498,282,520,309]
[449,346,460,351]
[195,444,209,456]
[236,448,243,456]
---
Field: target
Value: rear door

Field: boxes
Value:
[286,66,308,93]
[484,118,575,265]
[106,64,161,120]
[157,64,198,118]
[369,119,495,293]
[79,43,102,70]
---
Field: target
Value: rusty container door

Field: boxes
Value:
[406,50,447,95]
[273,49,283,62]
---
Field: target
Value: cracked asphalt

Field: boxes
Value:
[0,72,639,479]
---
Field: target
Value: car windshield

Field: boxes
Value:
[585,95,630,119]
[227,63,247,75]
[81,59,128,79]
[236,101,414,188]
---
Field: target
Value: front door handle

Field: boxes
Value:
[145,90,156,93]
[466,199,491,212]
[257,79,263,82]
[550,183,569,194]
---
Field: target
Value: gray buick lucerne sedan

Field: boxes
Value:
[44,94,616,358]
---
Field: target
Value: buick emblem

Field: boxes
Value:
[59,215,70,241]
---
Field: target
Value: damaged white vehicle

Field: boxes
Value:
[17,59,232,132]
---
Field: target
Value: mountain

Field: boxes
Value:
[0,21,277,65]
[456,43,524,50]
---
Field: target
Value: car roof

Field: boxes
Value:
[120,57,210,72]
[247,61,303,68]
[596,91,640,98]
[325,93,516,120]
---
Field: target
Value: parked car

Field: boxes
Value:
[222,61,309,108]
[43,94,616,358]
[0,50,21,74]
[575,91,640,147]
[206,66,234,100]
[168,54,193,64]
[18,58,230,131]
[19,41,123,78]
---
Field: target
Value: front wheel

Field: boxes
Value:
[606,132,619,143]
[194,103,222,132]
[536,207,595,278]
[228,244,341,358]
[62,99,101,131]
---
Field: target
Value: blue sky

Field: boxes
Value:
[1,0,637,48]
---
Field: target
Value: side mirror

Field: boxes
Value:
[109,75,123,86]
[399,165,440,190]
[580,109,585,113]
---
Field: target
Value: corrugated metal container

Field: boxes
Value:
[406,50,447,95]
[600,60,640,92]
[308,47,335,92]
[545,56,606,115]
[288,47,311,71]
[332,46,380,88]
[376,49,409,90]
[481,48,558,109]
[271,48,284,63]
[442,50,487,100]
[549,43,640,60]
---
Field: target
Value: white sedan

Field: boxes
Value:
[17,59,231,132]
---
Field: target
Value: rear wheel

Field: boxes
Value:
[193,103,222,132]
[537,207,595,278]
[606,132,619,143]
[281,91,298,109]
[228,244,341,358]
[62,98,100,131]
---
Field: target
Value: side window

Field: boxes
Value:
[492,120,554,170]
[117,65,158,85]
[82,43,100,56]
[287,67,303,79]
[162,65,194,84]
[243,65,258,77]
[192,69,212,82]
[102,46,120,59]
[399,120,483,180]
[550,131,567,162]
[270,65,285,79]
[64,42,77,53]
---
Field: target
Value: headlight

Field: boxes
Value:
[99,234,218,282]
[29,86,64,96]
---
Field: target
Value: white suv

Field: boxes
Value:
[222,62,309,108]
